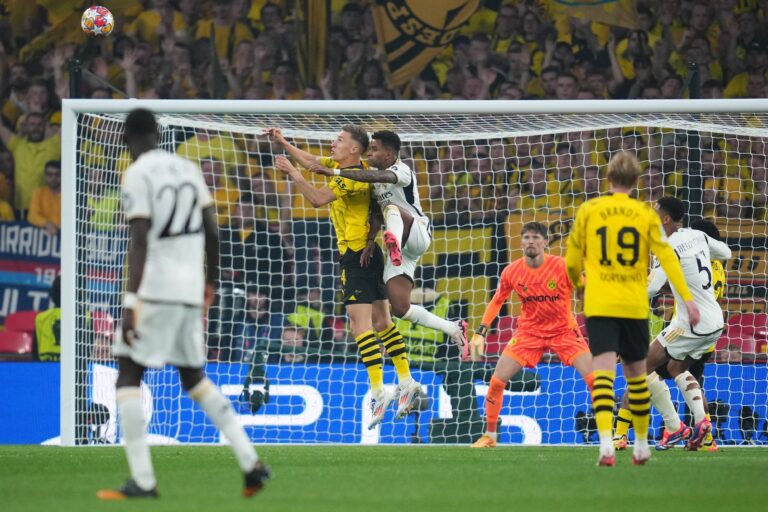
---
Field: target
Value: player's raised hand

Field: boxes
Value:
[274,155,297,175]
[263,127,286,145]
[469,333,485,361]
[308,163,334,176]
[684,300,701,327]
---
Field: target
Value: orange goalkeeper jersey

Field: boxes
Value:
[483,254,578,337]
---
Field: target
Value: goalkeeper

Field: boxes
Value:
[470,222,594,448]
[268,125,422,428]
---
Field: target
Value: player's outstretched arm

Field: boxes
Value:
[309,164,398,184]
[264,127,319,169]
[202,206,219,308]
[470,270,514,360]
[361,200,382,267]
[275,155,336,208]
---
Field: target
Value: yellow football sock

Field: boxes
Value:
[355,330,383,391]
[378,323,412,383]
[627,374,651,442]
[591,370,616,442]
[615,407,633,438]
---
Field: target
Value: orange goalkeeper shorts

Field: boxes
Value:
[502,328,590,368]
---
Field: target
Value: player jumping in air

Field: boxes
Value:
[565,151,700,467]
[309,130,469,352]
[470,222,594,448]
[613,202,731,452]
[267,125,422,427]
[98,109,269,500]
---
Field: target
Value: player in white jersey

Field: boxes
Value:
[98,109,269,500]
[642,197,732,451]
[310,130,468,357]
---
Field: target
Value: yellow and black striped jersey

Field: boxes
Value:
[565,192,693,319]
[320,157,372,255]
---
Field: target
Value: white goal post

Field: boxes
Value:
[60,99,768,447]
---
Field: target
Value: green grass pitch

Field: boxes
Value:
[1,445,765,512]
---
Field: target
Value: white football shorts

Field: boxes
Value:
[656,322,722,361]
[113,301,206,369]
[383,217,431,283]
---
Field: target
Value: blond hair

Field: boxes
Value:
[606,151,641,189]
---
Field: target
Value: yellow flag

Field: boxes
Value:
[294,0,328,87]
[547,0,639,30]
[373,0,480,88]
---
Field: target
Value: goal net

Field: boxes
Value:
[61,100,768,446]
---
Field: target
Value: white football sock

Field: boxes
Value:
[402,305,457,336]
[647,372,682,432]
[674,371,707,423]
[190,378,258,472]
[117,387,156,490]
[384,205,404,247]
[599,434,614,455]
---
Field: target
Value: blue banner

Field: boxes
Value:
[0,222,128,323]
[0,222,61,322]
[1,362,766,445]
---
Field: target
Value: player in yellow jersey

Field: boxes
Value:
[267,125,421,429]
[613,218,728,452]
[565,152,700,466]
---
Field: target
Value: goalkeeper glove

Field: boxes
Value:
[470,325,488,361]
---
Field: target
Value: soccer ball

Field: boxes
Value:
[81,6,114,38]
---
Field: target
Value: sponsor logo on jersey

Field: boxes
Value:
[521,294,561,304]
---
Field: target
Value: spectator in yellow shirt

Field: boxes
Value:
[27,160,60,235]
[0,200,13,221]
[196,0,255,62]
[545,143,583,214]
[0,112,60,214]
[127,0,187,46]
[724,42,768,97]
[176,128,245,177]
[519,158,550,211]
[1,63,29,130]
[201,158,240,225]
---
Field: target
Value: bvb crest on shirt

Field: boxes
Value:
[509,338,517,346]
[547,280,557,290]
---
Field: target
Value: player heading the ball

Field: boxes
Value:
[267,125,423,428]
[308,130,469,355]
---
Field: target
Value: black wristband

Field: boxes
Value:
[477,325,489,337]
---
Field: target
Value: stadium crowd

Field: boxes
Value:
[0,0,766,364]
